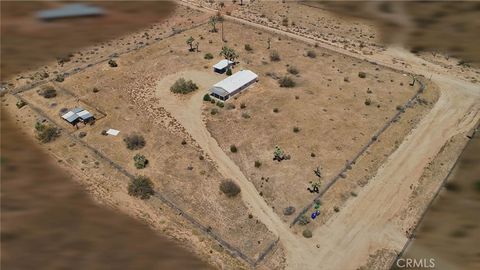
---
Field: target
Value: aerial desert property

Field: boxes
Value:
[2,1,479,270]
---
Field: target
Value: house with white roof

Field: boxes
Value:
[61,107,95,125]
[210,70,258,100]
[212,59,234,74]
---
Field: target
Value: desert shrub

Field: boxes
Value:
[92,87,100,93]
[270,50,280,62]
[287,66,299,75]
[133,154,148,169]
[241,112,250,119]
[273,108,279,113]
[38,86,57,98]
[211,108,219,115]
[101,130,108,136]
[240,103,246,109]
[78,131,87,138]
[230,144,238,153]
[203,93,211,101]
[204,53,214,59]
[293,126,300,133]
[302,229,313,238]
[16,100,27,109]
[358,71,367,78]
[298,215,309,225]
[55,74,64,82]
[333,206,340,212]
[226,68,232,76]
[245,44,253,52]
[216,101,224,108]
[108,59,118,67]
[283,206,295,216]
[210,99,216,104]
[124,133,146,150]
[311,152,316,157]
[306,50,316,58]
[35,122,59,143]
[219,179,241,197]
[170,78,198,94]
[226,103,236,110]
[282,17,288,26]
[128,176,154,199]
[254,160,262,168]
[364,98,372,106]
[396,105,405,112]
[279,76,295,87]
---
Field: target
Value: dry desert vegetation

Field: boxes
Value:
[2,1,480,270]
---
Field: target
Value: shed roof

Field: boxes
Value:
[37,4,104,20]
[212,70,258,94]
[61,111,80,123]
[77,110,93,120]
[212,59,234,70]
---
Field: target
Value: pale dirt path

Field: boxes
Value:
[163,3,480,269]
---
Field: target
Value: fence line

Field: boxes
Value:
[291,79,426,226]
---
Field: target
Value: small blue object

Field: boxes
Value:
[311,212,317,219]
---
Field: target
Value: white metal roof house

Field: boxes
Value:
[210,70,258,100]
[212,59,234,74]
[61,107,95,125]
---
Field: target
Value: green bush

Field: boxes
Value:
[203,93,211,101]
[128,176,154,199]
[226,68,232,76]
[35,122,59,143]
[219,179,241,197]
[306,50,316,58]
[254,160,262,168]
[230,144,238,153]
[204,53,214,59]
[170,78,199,94]
[108,59,118,67]
[38,86,57,98]
[133,154,148,169]
[16,100,27,109]
[124,133,146,150]
[358,71,366,78]
[216,101,224,108]
[244,44,253,51]
[298,215,309,225]
[279,76,295,87]
[287,66,299,75]
[302,229,313,238]
[270,50,280,62]
[211,108,219,115]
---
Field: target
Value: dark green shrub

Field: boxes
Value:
[128,176,154,199]
[170,78,198,94]
[203,93,211,101]
[358,71,366,78]
[302,229,313,238]
[364,98,372,106]
[270,50,280,62]
[204,53,214,59]
[273,108,279,113]
[240,103,246,109]
[287,66,299,75]
[219,179,241,197]
[216,101,224,108]
[35,122,59,143]
[254,160,262,168]
[38,86,57,98]
[16,100,27,108]
[108,59,118,67]
[133,154,148,169]
[244,44,253,51]
[293,126,300,133]
[306,50,316,58]
[124,133,146,150]
[279,76,295,87]
[230,144,237,153]
[226,68,232,76]
[298,215,309,225]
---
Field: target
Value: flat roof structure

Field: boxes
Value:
[61,111,80,123]
[61,107,95,125]
[36,4,105,21]
[213,60,234,71]
[210,70,258,100]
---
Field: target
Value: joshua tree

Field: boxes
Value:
[194,41,200,52]
[314,167,322,178]
[267,38,271,49]
[219,46,239,63]
[273,145,286,161]
[186,36,195,51]
[209,15,219,32]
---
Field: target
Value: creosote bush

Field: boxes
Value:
[230,144,238,153]
[279,76,295,87]
[108,59,118,67]
[293,126,300,133]
[226,68,232,76]
[358,71,366,78]
[38,86,57,98]
[133,154,148,169]
[128,176,154,199]
[244,44,253,51]
[302,229,313,238]
[287,66,299,75]
[254,160,262,168]
[306,50,316,58]
[273,108,279,113]
[204,53,214,59]
[216,101,224,108]
[219,179,241,197]
[270,50,280,62]
[364,98,372,106]
[124,133,146,150]
[35,122,60,143]
[170,78,199,94]
[203,93,211,101]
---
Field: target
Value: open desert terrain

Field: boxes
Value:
[2,1,479,270]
